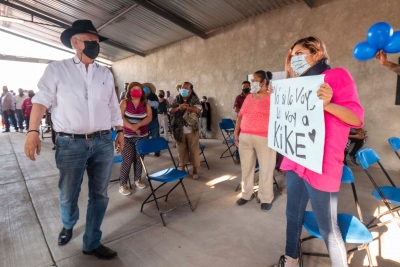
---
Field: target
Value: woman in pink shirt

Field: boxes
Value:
[274,37,364,267]
[233,70,276,211]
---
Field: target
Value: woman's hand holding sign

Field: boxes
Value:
[316,83,333,109]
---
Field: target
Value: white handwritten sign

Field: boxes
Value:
[268,75,325,174]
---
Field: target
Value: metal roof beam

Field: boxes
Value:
[97,3,138,31]
[303,0,316,8]
[132,0,207,39]
[0,54,53,64]
[0,0,145,57]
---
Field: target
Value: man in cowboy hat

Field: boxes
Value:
[24,20,124,259]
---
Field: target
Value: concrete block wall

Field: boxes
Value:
[111,0,400,171]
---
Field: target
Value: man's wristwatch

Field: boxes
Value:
[116,129,124,134]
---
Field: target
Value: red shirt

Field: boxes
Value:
[280,68,364,192]
[233,93,247,110]
[21,98,33,118]
[238,93,271,137]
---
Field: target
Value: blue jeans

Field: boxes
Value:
[148,118,160,153]
[55,131,114,251]
[285,171,347,267]
[15,109,24,130]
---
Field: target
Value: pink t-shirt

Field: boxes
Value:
[280,68,364,192]
[238,93,271,137]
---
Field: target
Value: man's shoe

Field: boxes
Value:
[58,227,73,246]
[236,198,248,206]
[233,158,240,164]
[135,180,147,189]
[154,152,161,157]
[83,244,117,260]
[2,129,10,133]
[261,203,272,211]
[348,155,359,166]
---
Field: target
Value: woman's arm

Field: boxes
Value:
[234,116,242,147]
[136,103,153,127]
[317,83,362,127]
[119,100,139,131]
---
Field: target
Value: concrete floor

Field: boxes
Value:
[1,131,400,267]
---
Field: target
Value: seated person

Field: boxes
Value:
[344,128,367,166]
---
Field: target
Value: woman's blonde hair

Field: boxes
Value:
[285,36,330,78]
[176,84,182,91]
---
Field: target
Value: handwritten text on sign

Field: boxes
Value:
[268,75,325,174]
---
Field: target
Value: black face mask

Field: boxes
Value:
[28,94,35,98]
[242,88,250,94]
[158,94,164,98]
[82,41,100,59]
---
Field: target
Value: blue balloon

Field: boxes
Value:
[353,41,377,61]
[384,31,400,54]
[367,22,393,50]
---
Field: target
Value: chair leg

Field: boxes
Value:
[141,192,154,212]
[273,175,280,191]
[365,245,374,267]
[200,149,210,170]
[150,190,166,226]
[180,179,194,211]
[235,183,241,192]
[165,181,181,202]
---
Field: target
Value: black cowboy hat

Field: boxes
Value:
[60,20,108,48]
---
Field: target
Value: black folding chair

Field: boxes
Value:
[136,137,194,226]
[299,165,373,267]
[357,147,400,229]
[219,122,236,161]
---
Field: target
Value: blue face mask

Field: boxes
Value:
[143,87,151,94]
[180,89,189,97]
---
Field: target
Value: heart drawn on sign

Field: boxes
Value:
[308,129,316,143]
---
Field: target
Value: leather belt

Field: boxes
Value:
[58,130,110,139]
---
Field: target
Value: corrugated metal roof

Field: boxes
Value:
[0,0,301,63]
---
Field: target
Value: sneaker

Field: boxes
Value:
[135,180,147,189]
[119,185,132,195]
[19,129,24,133]
[348,155,359,166]
[192,174,199,180]
[274,255,299,267]
[236,198,248,206]
[233,158,240,164]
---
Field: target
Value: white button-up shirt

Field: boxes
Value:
[33,56,123,134]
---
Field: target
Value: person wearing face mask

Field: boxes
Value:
[157,90,170,141]
[274,37,364,267]
[170,82,202,179]
[119,82,152,195]
[199,96,211,139]
[232,81,251,164]
[142,83,161,157]
[24,20,124,259]
[233,71,275,212]
[21,90,35,130]
[119,83,129,102]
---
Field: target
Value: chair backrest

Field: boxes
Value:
[356,147,380,170]
[136,137,169,154]
[219,122,234,131]
[388,137,400,152]
[220,118,233,124]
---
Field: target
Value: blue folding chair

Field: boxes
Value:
[136,137,194,226]
[357,147,400,229]
[388,137,400,160]
[109,131,132,188]
[220,118,235,144]
[219,122,236,161]
[177,143,210,170]
[300,165,373,267]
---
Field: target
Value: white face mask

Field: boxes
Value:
[250,81,261,93]
[291,54,313,76]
